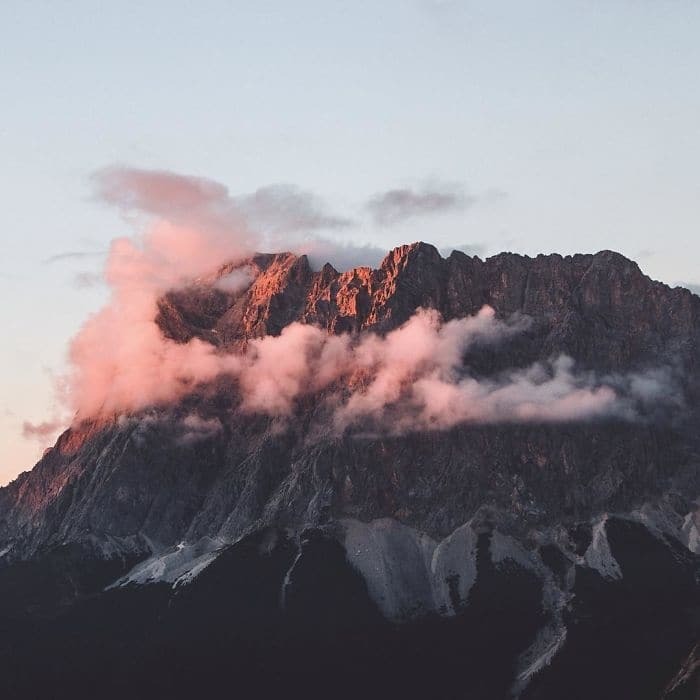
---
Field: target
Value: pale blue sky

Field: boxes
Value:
[1,0,699,483]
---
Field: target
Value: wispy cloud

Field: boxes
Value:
[366,185,473,226]
[43,251,106,264]
[238,184,354,235]
[90,166,377,272]
[678,281,700,296]
[93,166,353,242]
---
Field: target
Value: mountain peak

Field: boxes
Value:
[382,240,442,262]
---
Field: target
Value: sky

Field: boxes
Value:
[1,0,699,485]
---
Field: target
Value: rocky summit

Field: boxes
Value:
[0,242,698,699]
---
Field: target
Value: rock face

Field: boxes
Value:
[157,243,700,373]
[0,242,698,699]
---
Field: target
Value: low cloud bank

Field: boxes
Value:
[66,298,674,435]
[228,307,672,434]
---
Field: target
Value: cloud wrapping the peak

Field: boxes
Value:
[68,302,536,423]
[59,166,373,421]
[64,169,258,419]
[28,165,678,447]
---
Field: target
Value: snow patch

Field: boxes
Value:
[430,523,479,615]
[629,502,685,543]
[681,511,699,553]
[341,518,437,620]
[280,547,303,609]
[513,621,567,695]
[340,517,576,697]
[513,560,571,695]
[506,536,572,697]
[341,518,487,620]
[584,516,622,579]
[342,519,546,622]
[490,530,537,571]
[110,536,225,589]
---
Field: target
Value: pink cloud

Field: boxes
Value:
[94,167,233,222]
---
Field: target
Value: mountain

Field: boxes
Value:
[0,242,698,699]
